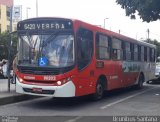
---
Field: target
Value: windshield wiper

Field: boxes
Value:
[41,32,60,47]
[39,32,60,56]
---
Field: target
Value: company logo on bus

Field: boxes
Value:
[44,76,56,81]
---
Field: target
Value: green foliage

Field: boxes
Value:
[0,32,18,61]
[116,0,160,22]
[144,39,160,57]
[0,32,10,60]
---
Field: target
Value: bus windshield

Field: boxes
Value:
[18,33,75,68]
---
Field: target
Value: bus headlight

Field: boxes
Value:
[56,77,72,86]
[57,81,62,85]
[17,77,23,83]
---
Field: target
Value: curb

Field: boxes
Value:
[0,94,40,106]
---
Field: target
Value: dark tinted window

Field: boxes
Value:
[150,48,155,62]
[77,28,93,70]
[144,47,147,61]
[134,44,138,61]
[112,38,122,60]
[147,47,150,62]
[122,42,126,60]
[130,43,134,60]
[126,42,131,60]
[138,45,141,61]
[141,46,144,62]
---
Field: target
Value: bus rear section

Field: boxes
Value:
[154,57,160,80]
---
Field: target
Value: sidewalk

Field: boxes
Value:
[0,78,38,106]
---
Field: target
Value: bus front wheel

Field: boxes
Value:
[91,79,104,100]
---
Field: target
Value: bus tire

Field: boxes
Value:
[135,74,144,89]
[91,79,104,101]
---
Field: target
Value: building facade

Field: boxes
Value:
[0,0,13,7]
[0,0,15,33]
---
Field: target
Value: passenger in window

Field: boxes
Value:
[112,49,117,60]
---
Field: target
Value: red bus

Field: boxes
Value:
[15,17,156,100]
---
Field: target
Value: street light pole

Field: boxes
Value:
[104,18,109,29]
[26,7,31,19]
[7,6,13,92]
[119,29,121,34]
[147,29,150,42]
[36,0,38,17]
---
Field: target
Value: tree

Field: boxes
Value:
[0,32,10,60]
[143,39,160,57]
[116,0,160,22]
[0,32,18,61]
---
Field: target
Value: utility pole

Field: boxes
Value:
[8,6,13,92]
[104,18,109,29]
[147,29,150,42]
[36,0,38,17]
[26,7,31,19]
[119,29,121,34]
[136,33,138,40]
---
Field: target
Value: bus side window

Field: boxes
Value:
[147,47,150,62]
[122,41,126,60]
[144,47,147,62]
[130,43,134,61]
[134,44,138,61]
[138,45,141,61]
[150,48,155,62]
[141,46,144,62]
[76,28,93,70]
[154,49,156,62]
[96,33,110,60]
[126,42,131,60]
[112,38,122,60]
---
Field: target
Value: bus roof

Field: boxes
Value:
[72,19,156,49]
[18,17,156,49]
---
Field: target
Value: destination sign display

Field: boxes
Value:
[17,18,73,31]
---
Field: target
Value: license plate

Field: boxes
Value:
[32,88,42,93]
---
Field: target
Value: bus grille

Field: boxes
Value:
[23,88,55,95]
[17,66,74,75]
[19,69,60,75]
[25,80,56,84]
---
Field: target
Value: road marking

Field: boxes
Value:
[100,87,157,109]
[65,116,82,122]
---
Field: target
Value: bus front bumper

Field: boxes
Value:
[16,77,76,97]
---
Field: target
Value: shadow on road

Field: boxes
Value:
[146,79,160,85]
[22,85,149,110]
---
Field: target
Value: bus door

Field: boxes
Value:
[121,42,134,87]
[76,27,94,95]
[147,47,156,80]
[95,34,121,90]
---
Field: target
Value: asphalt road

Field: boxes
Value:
[0,82,160,122]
